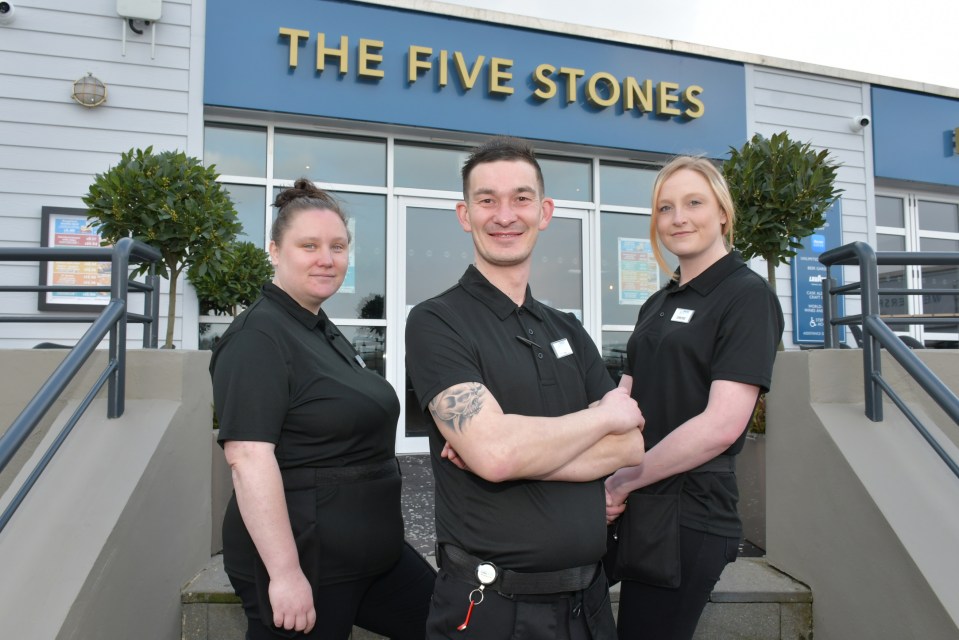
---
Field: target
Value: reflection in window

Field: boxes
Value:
[602,330,631,385]
[405,206,472,306]
[395,143,469,192]
[222,184,267,247]
[529,217,583,314]
[204,124,267,177]
[339,326,387,377]
[199,320,231,350]
[405,373,431,438]
[875,195,904,228]
[600,163,658,208]
[919,237,959,333]
[601,211,664,326]
[539,156,591,202]
[274,131,386,186]
[918,200,959,233]
[876,233,907,316]
[319,192,387,320]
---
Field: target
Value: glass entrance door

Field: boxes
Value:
[395,196,586,453]
[876,192,959,347]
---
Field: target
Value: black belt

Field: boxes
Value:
[279,458,400,490]
[438,544,598,596]
[689,454,735,473]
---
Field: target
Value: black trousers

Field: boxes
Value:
[228,542,436,640]
[425,564,616,640]
[615,527,739,640]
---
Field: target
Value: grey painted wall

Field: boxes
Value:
[766,350,959,639]
[0,0,205,349]
[0,349,213,640]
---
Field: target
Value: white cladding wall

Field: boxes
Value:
[0,0,203,349]
[746,65,872,346]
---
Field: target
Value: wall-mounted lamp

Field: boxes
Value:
[71,73,107,108]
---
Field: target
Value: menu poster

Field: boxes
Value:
[38,207,111,311]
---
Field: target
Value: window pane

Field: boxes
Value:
[222,184,267,247]
[529,217,583,314]
[319,192,387,320]
[601,211,665,325]
[340,326,387,377]
[877,234,907,316]
[404,204,472,440]
[274,131,386,186]
[918,200,959,233]
[600,163,657,207]
[877,234,905,251]
[405,206,473,306]
[539,156,591,202]
[919,237,959,332]
[199,320,231,350]
[395,143,469,192]
[602,330,632,385]
[204,124,266,177]
[875,195,904,228]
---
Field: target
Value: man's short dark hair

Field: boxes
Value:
[461,136,545,198]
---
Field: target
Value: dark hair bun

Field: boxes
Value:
[273,178,333,209]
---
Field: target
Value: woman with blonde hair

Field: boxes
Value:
[605,156,784,639]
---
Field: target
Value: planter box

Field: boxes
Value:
[738,432,766,551]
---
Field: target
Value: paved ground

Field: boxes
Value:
[398,454,436,558]
[398,452,765,559]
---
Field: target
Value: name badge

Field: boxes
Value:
[354,354,367,368]
[551,338,574,359]
[671,308,695,323]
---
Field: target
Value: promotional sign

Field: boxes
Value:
[204,0,746,158]
[791,201,844,345]
[618,237,658,305]
[38,206,111,311]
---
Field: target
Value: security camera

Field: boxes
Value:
[850,114,871,132]
[0,2,14,25]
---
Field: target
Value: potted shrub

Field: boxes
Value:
[722,131,843,550]
[191,240,274,350]
[83,146,241,348]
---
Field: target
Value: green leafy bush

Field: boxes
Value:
[190,240,274,316]
[723,132,843,293]
[83,147,241,347]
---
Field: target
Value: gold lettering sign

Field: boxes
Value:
[278,28,708,120]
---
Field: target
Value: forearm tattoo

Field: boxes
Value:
[429,383,485,433]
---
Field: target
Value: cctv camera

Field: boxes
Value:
[0,2,14,25]
[850,114,871,132]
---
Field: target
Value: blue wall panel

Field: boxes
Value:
[204,0,746,157]
[873,86,959,187]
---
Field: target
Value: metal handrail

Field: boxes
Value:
[820,241,959,480]
[0,238,162,533]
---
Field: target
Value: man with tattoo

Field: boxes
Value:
[406,137,646,640]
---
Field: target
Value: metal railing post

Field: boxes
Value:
[822,271,836,349]
[109,238,133,419]
[143,268,160,348]
[855,243,883,421]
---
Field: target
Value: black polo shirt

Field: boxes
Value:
[211,283,403,582]
[626,251,784,537]
[212,283,399,468]
[406,265,615,572]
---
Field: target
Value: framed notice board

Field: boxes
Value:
[38,206,111,312]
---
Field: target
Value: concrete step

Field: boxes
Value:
[182,554,811,639]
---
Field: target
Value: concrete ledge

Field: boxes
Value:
[709,558,812,603]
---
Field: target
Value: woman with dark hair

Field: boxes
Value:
[211,178,434,639]
[605,157,784,640]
